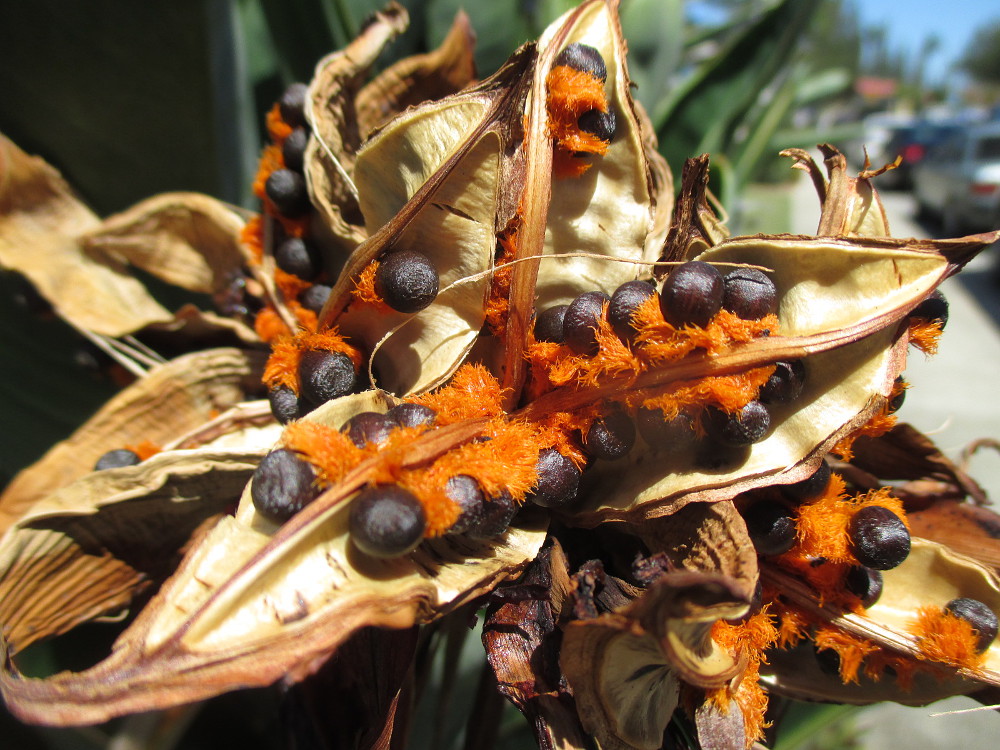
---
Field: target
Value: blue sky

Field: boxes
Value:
[855,0,999,85]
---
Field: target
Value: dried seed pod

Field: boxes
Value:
[743,500,796,556]
[342,411,396,448]
[300,283,332,314]
[703,401,771,447]
[527,449,581,509]
[534,304,569,343]
[282,128,308,173]
[298,350,357,405]
[94,449,141,472]
[349,485,427,558]
[251,449,320,523]
[845,565,883,607]
[722,268,777,320]
[608,279,655,342]
[759,360,806,404]
[274,237,321,281]
[554,42,608,81]
[585,409,636,460]
[636,408,697,450]
[265,169,311,217]
[578,108,616,143]
[945,598,999,652]
[278,82,308,127]
[268,385,300,424]
[911,289,949,328]
[659,261,724,328]
[374,250,439,314]
[848,506,910,570]
[386,402,436,428]
[445,474,486,534]
[468,490,517,539]
[781,460,831,501]
[564,291,610,355]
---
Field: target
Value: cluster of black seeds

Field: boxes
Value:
[554,42,617,145]
[265,83,312,219]
[341,403,437,448]
[742,461,833,558]
[93,448,141,471]
[267,349,360,425]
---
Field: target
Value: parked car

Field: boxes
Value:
[912,122,1000,234]
[877,120,962,190]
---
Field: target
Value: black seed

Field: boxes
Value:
[782,460,831,501]
[445,474,486,534]
[743,501,797,556]
[608,280,655,343]
[722,268,777,320]
[300,283,332,314]
[703,401,771,447]
[265,169,311,217]
[636,407,697,449]
[298,349,356,405]
[275,237,321,281]
[468,490,517,538]
[268,385,300,424]
[282,127,308,172]
[527,449,581,508]
[845,566,884,607]
[889,376,906,413]
[343,411,397,448]
[814,646,842,677]
[251,449,320,523]
[279,82,309,128]
[94,449,141,471]
[848,506,911,570]
[759,360,806,404]
[911,289,949,329]
[375,250,439,313]
[659,261,724,328]
[945,597,999,652]
[387,403,436,428]
[584,409,636,460]
[564,291,610,355]
[349,486,427,558]
[554,42,608,82]
[578,108,616,143]
[534,304,569,343]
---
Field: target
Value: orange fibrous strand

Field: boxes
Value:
[485,230,516,336]
[275,268,312,303]
[126,440,162,461]
[831,402,897,461]
[263,336,302,392]
[298,329,363,369]
[282,421,363,487]
[530,408,595,469]
[266,102,294,143]
[911,606,987,671]
[241,215,265,264]
[908,318,943,355]
[255,306,292,343]
[351,261,391,312]
[640,367,774,423]
[545,65,610,157]
[813,625,880,684]
[769,599,811,649]
[863,649,921,690]
[412,364,508,425]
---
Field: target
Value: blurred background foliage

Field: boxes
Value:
[0,0,967,747]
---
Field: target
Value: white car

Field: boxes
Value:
[913,122,1000,234]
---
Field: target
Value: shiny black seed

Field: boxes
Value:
[274,237,321,281]
[722,268,777,320]
[659,261,724,328]
[265,169,311,217]
[527,449,581,508]
[300,283,332,314]
[387,403,436,428]
[349,486,427,558]
[298,349,356,405]
[608,280,655,342]
[278,82,309,127]
[343,411,397,448]
[743,501,797,556]
[845,566,884,607]
[534,304,569,343]
[445,474,486,534]
[889,376,906,413]
[282,127,308,172]
[578,108,616,143]
[554,43,607,81]
[782,460,831,502]
[94,449,141,471]
[564,291,611,355]
[911,289,949,329]
[759,360,805,404]
[468,490,517,538]
[584,409,636,460]
[703,401,771,447]
[375,250,439,313]
[251,449,320,523]
[636,407,697,449]
[848,506,911,570]
[945,597,999,652]
[268,385,300,424]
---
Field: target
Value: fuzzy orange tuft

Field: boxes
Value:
[241,215,265,264]
[911,606,988,671]
[263,336,303,392]
[640,367,774,423]
[282,421,363,487]
[351,261,392,312]
[275,268,312,302]
[266,102,293,143]
[831,403,898,461]
[126,440,162,461]
[412,364,508,425]
[552,149,595,178]
[863,649,921,690]
[298,329,363,369]
[485,231,516,336]
[545,65,610,157]
[291,301,318,332]
[908,318,943,355]
[255,306,292,343]
[813,625,880,683]
[770,601,811,648]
